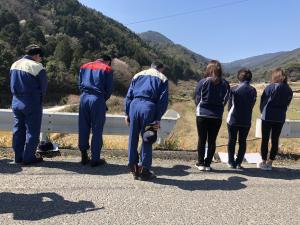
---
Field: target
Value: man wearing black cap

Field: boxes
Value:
[78,55,113,167]
[10,44,48,165]
[125,61,168,181]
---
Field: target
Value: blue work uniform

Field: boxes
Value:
[260,83,293,123]
[259,82,293,161]
[227,81,257,127]
[125,68,168,169]
[78,60,113,162]
[195,77,230,119]
[226,81,257,166]
[10,55,48,163]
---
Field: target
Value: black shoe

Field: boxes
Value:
[138,167,156,181]
[14,159,23,164]
[81,150,90,165]
[90,158,107,167]
[22,156,43,166]
[236,164,244,169]
[129,164,139,180]
[227,163,236,169]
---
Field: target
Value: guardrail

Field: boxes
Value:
[0,109,180,144]
[255,118,300,138]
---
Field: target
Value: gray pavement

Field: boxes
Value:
[0,156,299,225]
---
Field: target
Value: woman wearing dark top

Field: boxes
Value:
[227,69,257,169]
[194,60,230,171]
[258,68,293,170]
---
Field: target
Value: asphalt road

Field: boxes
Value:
[0,157,299,225]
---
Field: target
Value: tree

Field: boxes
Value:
[54,37,73,68]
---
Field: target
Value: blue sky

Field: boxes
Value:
[79,0,300,63]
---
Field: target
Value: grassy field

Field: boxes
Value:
[1,82,300,154]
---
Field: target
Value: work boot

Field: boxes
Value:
[22,156,43,166]
[138,167,156,181]
[129,164,139,180]
[90,158,107,167]
[80,150,90,165]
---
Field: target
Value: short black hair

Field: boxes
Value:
[100,55,112,63]
[25,44,44,57]
[237,68,252,82]
[151,61,164,70]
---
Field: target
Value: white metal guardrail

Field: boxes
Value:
[0,109,180,144]
[255,118,300,138]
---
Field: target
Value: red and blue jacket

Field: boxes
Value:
[195,77,230,119]
[260,83,293,123]
[125,68,169,121]
[79,60,113,100]
[10,55,48,97]
[227,81,257,127]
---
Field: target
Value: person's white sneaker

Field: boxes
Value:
[195,163,205,171]
[257,162,269,170]
[204,166,212,171]
[266,161,273,171]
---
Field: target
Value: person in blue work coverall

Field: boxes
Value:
[78,55,113,167]
[10,44,48,165]
[125,62,168,181]
[226,69,257,169]
[258,68,293,170]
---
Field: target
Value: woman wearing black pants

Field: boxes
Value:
[227,69,257,169]
[258,68,293,170]
[194,60,230,171]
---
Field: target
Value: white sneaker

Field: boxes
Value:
[257,162,269,170]
[195,163,205,171]
[204,166,212,171]
[266,161,273,171]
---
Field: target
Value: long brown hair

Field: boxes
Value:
[205,60,222,84]
[271,67,287,84]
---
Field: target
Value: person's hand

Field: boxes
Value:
[125,116,130,126]
[153,121,160,130]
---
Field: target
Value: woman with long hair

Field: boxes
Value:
[258,68,293,170]
[194,60,230,171]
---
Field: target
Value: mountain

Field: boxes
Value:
[223,48,300,81]
[223,52,286,73]
[139,31,208,79]
[139,31,173,46]
[0,0,201,106]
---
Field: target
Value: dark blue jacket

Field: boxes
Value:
[10,55,48,97]
[227,81,257,127]
[79,60,113,100]
[260,83,293,122]
[125,68,169,121]
[195,77,230,119]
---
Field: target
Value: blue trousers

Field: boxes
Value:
[78,93,106,161]
[12,96,42,163]
[128,99,156,169]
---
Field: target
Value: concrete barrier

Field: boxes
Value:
[255,118,300,138]
[0,109,180,144]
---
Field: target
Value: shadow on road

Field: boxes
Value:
[151,176,247,191]
[0,159,22,174]
[152,165,191,176]
[212,166,300,180]
[40,160,129,176]
[0,192,103,221]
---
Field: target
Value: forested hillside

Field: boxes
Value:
[223,49,300,81]
[0,0,202,107]
[139,31,208,79]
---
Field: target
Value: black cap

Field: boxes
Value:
[143,123,158,144]
[25,44,44,57]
